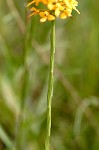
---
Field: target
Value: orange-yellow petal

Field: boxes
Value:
[30,7,36,12]
[55,8,60,17]
[74,8,80,14]
[48,15,55,21]
[40,16,47,22]
[60,13,67,19]
[27,1,34,7]
[47,3,55,10]
[39,12,45,17]
[42,0,48,5]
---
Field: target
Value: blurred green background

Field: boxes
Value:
[0,0,99,150]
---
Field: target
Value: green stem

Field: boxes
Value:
[15,68,28,150]
[15,24,29,150]
[45,20,55,150]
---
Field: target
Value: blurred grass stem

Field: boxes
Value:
[45,20,55,150]
[15,25,29,150]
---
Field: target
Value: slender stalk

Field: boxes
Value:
[15,67,28,150]
[45,20,55,150]
[15,52,27,150]
[15,23,29,150]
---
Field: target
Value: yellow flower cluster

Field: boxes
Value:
[27,0,80,22]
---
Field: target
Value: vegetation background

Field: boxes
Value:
[0,0,99,150]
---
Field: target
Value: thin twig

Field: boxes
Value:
[45,20,55,150]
